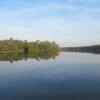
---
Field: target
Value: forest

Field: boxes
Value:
[61,45,100,54]
[0,38,60,62]
[0,38,60,53]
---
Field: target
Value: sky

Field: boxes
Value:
[0,0,100,47]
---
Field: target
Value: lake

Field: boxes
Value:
[0,52,100,100]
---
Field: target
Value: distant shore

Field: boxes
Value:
[61,45,100,54]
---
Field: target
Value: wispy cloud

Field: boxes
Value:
[0,0,100,46]
[0,3,61,16]
[0,3,78,16]
[0,1,100,20]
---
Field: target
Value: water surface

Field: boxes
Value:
[0,52,100,100]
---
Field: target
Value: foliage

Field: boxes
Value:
[0,38,60,52]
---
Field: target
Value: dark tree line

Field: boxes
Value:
[61,45,100,54]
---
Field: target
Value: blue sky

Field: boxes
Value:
[0,0,100,46]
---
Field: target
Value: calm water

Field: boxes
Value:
[0,52,100,100]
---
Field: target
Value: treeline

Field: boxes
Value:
[61,45,100,54]
[0,38,60,54]
[0,38,23,51]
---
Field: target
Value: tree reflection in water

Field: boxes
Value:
[0,51,60,63]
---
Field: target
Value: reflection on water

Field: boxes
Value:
[0,52,100,100]
[0,51,59,63]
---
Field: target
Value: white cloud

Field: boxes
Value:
[0,18,100,46]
